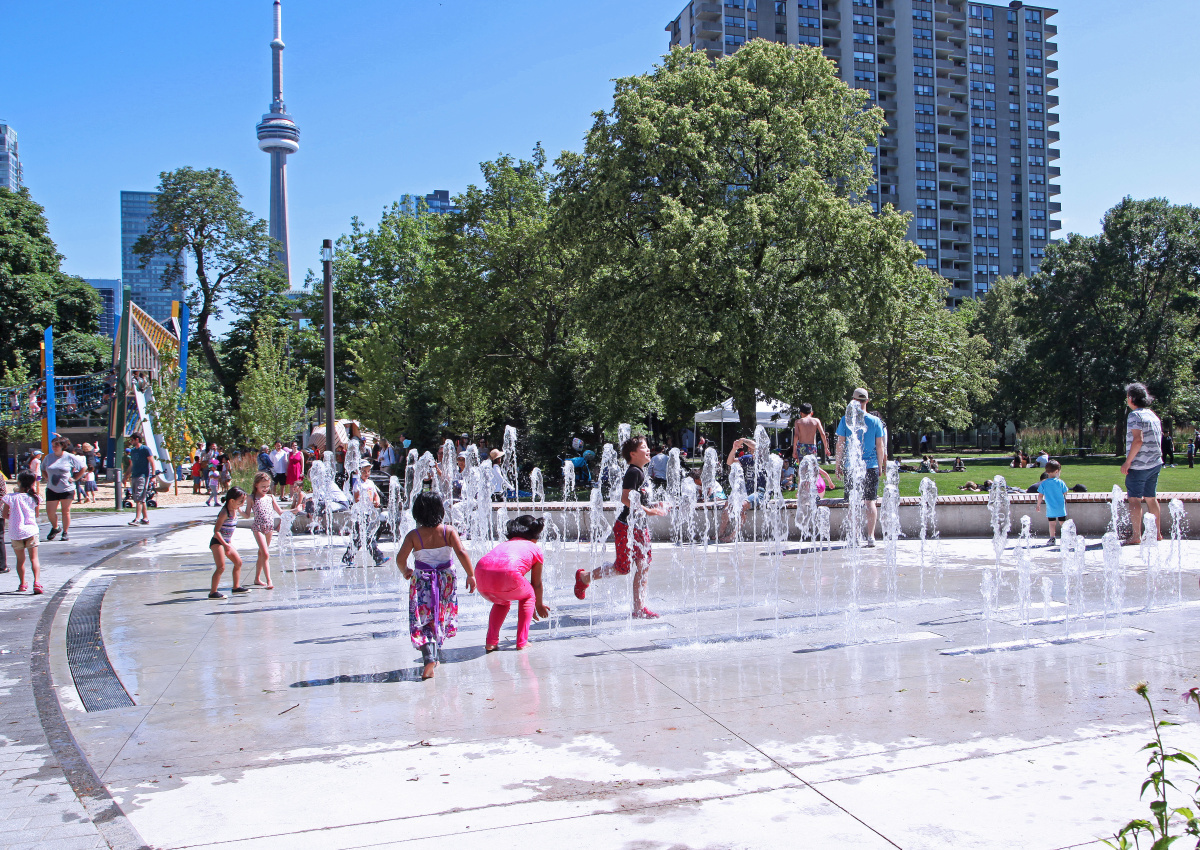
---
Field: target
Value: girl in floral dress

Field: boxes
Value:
[395,492,476,680]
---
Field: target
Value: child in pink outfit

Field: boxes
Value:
[475,515,550,652]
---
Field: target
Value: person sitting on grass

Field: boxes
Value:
[952,457,965,472]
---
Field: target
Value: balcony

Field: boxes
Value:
[1044,24,1057,36]
[1047,147,1060,160]
[1047,183,1061,194]
[693,1,722,20]
[1049,202,1061,213]
[1050,219,1062,231]
[933,2,959,17]
[877,61,897,75]
[694,18,722,37]
[1046,111,1060,124]
[1048,166,1061,177]
[938,96,968,115]
[693,38,723,55]
[879,155,900,170]
[822,28,841,42]
[938,134,968,151]
[1047,130,1060,142]
[1045,59,1058,72]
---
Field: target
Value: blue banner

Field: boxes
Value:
[44,326,55,439]
[178,302,189,394]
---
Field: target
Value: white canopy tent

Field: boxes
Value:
[691,396,794,457]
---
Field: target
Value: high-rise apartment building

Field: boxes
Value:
[0,124,22,191]
[84,279,123,339]
[666,0,1060,302]
[121,191,184,324]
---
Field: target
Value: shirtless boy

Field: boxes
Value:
[793,403,829,460]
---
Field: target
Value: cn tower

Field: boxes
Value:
[255,0,300,284]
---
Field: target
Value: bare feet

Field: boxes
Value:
[485,645,498,653]
[421,662,436,680]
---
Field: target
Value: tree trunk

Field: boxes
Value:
[996,419,1007,450]
[734,389,757,439]
[1076,384,1085,452]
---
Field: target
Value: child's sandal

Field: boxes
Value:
[485,645,499,653]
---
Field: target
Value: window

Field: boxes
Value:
[748,19,757,31]
[854,51,875,62]
[971,116,997,129]
[973,207,997,219]
[725,16,746,27]
[797,33,820,45]
[1027,84,1043,95]
[1027,101,1044,113]
[852,0,873,5]
[855,70,876,81]
[1008,49,1017,59]
[1030,209,1047,219]
[725,0,744,6]
[1010,173,1021,184]
[914,84,934,96]
[1030,227,1047,239]
[969,27,994,38]
[987,172,998,183]
[915,103,935,115]
[914,65,933,77]
[1010,192,1021,202]
[972,153,996,164]
[914,47,934,59]
[1028,137,1044,148]
[1007,9,1017,23]
[972,170,987,182]
[1028,155,1044,166]
[1008,102,1020,113]
[852,14,874,26]
[916,217,937,230]
[1030,246,1045,258]
[1025,9,1042,23]
[1008,31,1018,42]
[916,198,938,209]
[1011,208,1022,218]
[915,141,936,153]
[1012,247,1023,257]
[854,32,876,44]
[1012,264,1023,275]
[913,9,932,21]
[968,4,992,20]
[1029,173,1046,184]
[1010,155,1021,165]
[1007,120,1018,131]
[914,121,935,133]
[1026,30,1041,41]
[1012,227,1022,238]
[970,44,996,57]
[775,0,786,11]
[725,34,746,49]
[916,159,936,171]
[798,15,820,27]
[917,238,937,250]
[973,227,989,239]
[1027,66,1043,77]
[916,179,937,190]
[798,0,818,7]
[913,27,932,39]
[1028,120,1044,131]
[1026,48,1043,60]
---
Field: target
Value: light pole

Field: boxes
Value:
[321,239,334,447]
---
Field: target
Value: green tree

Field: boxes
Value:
[133,167,276,402]
[343,323,407,437]
[0,363,42,446]
[859,270,994,452]
[237,323,306,447]
[960,275,1032,449]
[556,41,920,434]
[150,365,195,471]
[222,264,293,388]
[1027,197,1200,444]
[0,187,108,375]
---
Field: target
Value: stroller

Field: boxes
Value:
[121,481,158,509]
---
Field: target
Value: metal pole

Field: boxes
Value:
[322,239,335,451]
[113,289,133,510]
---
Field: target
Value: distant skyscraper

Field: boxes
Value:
[84,279,123,339]
[666,0,1061,303]
[121,191,183,324]
[0,124,22,190]
[400,190,459,217]
[256,0,300,284]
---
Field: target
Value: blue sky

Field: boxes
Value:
[6,0,1198,287]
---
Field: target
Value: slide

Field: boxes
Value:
[132,388,175,486]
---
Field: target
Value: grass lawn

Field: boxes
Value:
[872,456,1198,498]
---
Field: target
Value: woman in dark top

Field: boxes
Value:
[573,436,667,619]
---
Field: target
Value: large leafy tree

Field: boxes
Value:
[860,270,994,452]
[133,167,276,403]
[0,187,108,375]
[429,147,603,458]
[556,41,922,434]
[237,323,307,446]
[1027,197,1200,443]
[959,275,1033,448]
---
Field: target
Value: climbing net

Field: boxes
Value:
[0,371,114,430]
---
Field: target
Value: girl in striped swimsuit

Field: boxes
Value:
[209,487,247,599]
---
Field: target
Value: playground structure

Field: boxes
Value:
[0,290,189,502]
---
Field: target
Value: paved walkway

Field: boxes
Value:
[0,505,207,850]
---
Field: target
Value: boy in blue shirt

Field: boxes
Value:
[1035,459,1070,545]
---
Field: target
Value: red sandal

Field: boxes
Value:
[573,569,588,600]
[32,583,44,595]
[632,607,659,620]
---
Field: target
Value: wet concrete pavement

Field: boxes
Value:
[28,523,1200,848]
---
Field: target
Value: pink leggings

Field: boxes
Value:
[476,568,535,648]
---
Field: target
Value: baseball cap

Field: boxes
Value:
[851,387,870,402]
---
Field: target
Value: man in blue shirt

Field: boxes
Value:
[125,432,157,526]
[835,387,888,546]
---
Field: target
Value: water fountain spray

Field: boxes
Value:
[840,400,867,643]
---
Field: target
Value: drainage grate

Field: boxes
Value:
[66,576,135,711]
